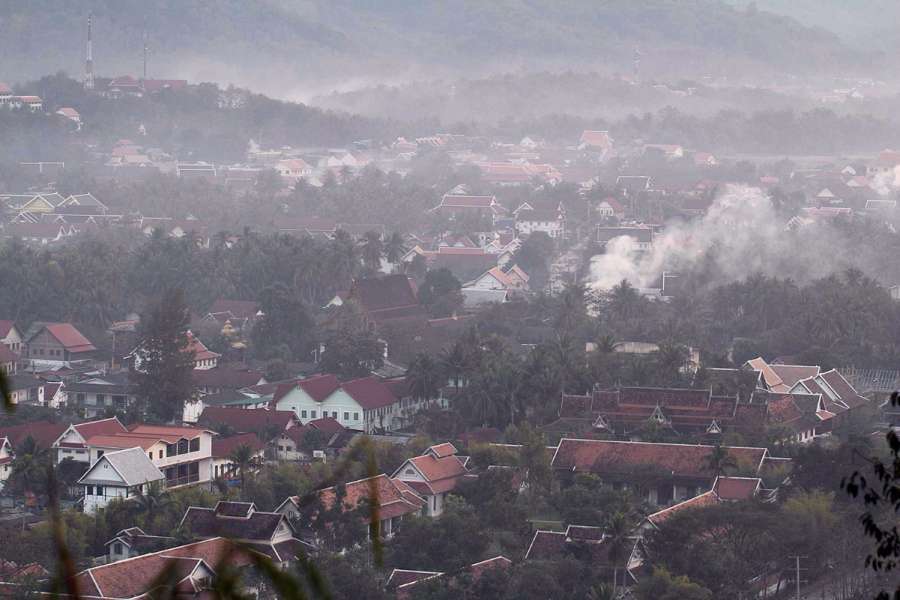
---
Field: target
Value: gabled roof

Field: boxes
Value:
[72,417,128,441]
[273,374,340,403]
[284,474,425,525]
[73,537,258,599]
[426,442,458,459]
[645,491,719,527]
[30,323,96,353]
[0,421,67,449]
[340,376,399,410]
[211,432,266,459]
[350,274,421,315]
[394,451,468,495]
[79,447,164,487]
[0,320,18,338]
[199,407,298,436]
[712,476,762,500]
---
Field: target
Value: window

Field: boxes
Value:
[178,439,189,454]
[332,411,337,419]
[310,410,316,419]
[96,394,106,405]
[86,485,94,495]
[343,412,349,421]
[114,543,123,555]
[76,393,86,404]
[96,485,104,496]
[166,443,176,457]
[353,412,359,421]
[301,410,307,419]
[189,438,200,452]
[148,452,152,460]
[158,450,163,459]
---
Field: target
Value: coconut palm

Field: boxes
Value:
[384,232,407,265]
[406,353,445,402]
[705,441,738,476]
[605,511,632,594]
[133,481,172,529]
[360,231,384,273]
[228,444,257,498]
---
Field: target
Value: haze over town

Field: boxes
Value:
[0,2,898,600]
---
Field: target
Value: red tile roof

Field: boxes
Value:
[396,452,469,495]
[44,323,96,353]
[73,417,127,440]
[551,439,768,479]
[211,432,265,459]
[74,538,257,599]
[296,474,425,525]
[427,442,458,459]
[341,376,399,410]
[273,374,340,403]
[524,530,567,560]
[307,416,345,434]
[646,491,719,526]
[199,407,298,435]
[185,331,220,362]
[770,364,820,388]
[0,421,67,449]
[712,476,761,500]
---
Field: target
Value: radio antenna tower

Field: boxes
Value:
[84,13,95,90]
[633,46,642,83]
[142,26,149,80]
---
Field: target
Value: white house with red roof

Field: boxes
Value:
[53,417,128,464]
[272,374,407,433]
[85,424,216,489]
[0,83,12,106]
[431,194,505,222]
[391,443,469,517]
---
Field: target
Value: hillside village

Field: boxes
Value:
[0,65,898,600]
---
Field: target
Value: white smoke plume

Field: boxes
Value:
[588,185,859,291]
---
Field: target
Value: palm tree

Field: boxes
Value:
[360,231,384,273]
[8,436,50,496]
[384,232,407,265]
[406,353,445,402]
[228,444,257,498]
[705,441,738,476]
[605,511,632,595]
[133,481,171,529]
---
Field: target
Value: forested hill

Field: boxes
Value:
[723,0,900,52]
[0,1,862,97]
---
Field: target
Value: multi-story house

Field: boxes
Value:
[84,424,215,489]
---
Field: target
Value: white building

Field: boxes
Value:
[391,443,469,517]
[272,374,406,433]
[85,425,215,489]
[78,447,165,514]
